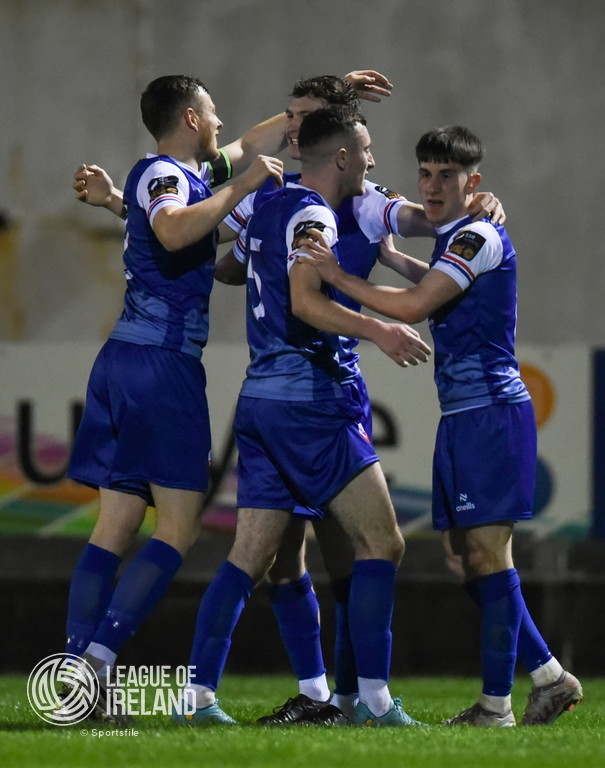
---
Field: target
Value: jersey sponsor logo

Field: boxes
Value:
[373,184,404,200]
[148,175,180,201]
[291,220,326,249]
[447,230,486,261]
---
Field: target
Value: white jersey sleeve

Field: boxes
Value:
[223,191,258,236]
[224,192,258,264]
[137,159,190,226]
[351,181,410,243]
[285,205,338,274]
[433,221,504,289]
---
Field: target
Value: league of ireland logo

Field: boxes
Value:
[27,653,100,726]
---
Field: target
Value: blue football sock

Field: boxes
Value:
[269,572,326,681]
[331,575,358,695]
[465,578,552,673]
[348,559,396,682]
[188,561,254,691]
[476,569,523,697]
[66,543,121,656]
[92,538,182,654]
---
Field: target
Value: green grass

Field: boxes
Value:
[0,675,603,768]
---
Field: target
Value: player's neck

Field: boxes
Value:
[299,172,342,212]
[155,139,201,171]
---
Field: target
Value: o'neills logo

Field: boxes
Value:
[456,493,476,512]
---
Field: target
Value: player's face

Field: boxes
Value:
[417,162,476,226]
[285,96,326,160]
[343,123,374,197]
[194,89,223,160]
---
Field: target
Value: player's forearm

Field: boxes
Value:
[106,188,126,218]
[291,288,388,340]
[378,246,428,285]
[154,179,261,251]
[224,113,287,176]
[330,270,425,324]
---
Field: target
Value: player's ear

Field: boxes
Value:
[184,107,198,131]
[465,171,482,194]
[335,147,347,171]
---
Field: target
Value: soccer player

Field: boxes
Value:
[175,105,427,728]
[298,124,583,726]
[214,76,508,724]
[72,73,505,723]
[64,74,284,715]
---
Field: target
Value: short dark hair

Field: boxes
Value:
[415,125,484,170]
[298,105,366,152]
[140,75,209,141]
[290,75,359,108]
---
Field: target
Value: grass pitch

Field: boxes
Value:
[0,674,602,768]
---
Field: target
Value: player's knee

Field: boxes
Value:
[464,547,502,578]
[359,526,404,564]
[389,528,405,564]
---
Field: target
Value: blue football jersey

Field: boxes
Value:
[240,183,358,401]
[226,177,410,372]
[110,154,217,357]
[429,215,530,413]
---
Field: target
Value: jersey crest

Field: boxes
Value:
[291,220,326,249]
[372,184,403,200]
[448,230,486,261]
[148,175,179,201]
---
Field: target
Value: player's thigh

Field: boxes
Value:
[328,463,404,563]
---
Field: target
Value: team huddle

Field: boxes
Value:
[63,70,582,728]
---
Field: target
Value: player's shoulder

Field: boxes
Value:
[362,179,407,202]
[452,219,504,252]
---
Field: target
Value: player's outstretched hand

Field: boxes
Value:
[72,164,115,206]
[373,321,432,368]
[470,192,506,224]
[343,70,393,102]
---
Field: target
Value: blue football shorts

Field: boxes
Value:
[292,374,373,519]
[234,388,378,513]
[68,339,211,505]
[432,400,537,531]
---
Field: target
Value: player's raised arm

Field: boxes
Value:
[218,113,287,177]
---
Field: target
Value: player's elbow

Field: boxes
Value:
[394,297,428,325]
[154,226,188,252]
[402,306,428,324]
[291,293,316,324]
[215,258,246,285]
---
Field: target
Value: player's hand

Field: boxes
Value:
[469,192,506,224]
[372,322,432,368]
[72,164,115,206]
[343,70,393,102]
[296,228,341,284]
[239,155,284,193]
[372,320,432,368]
